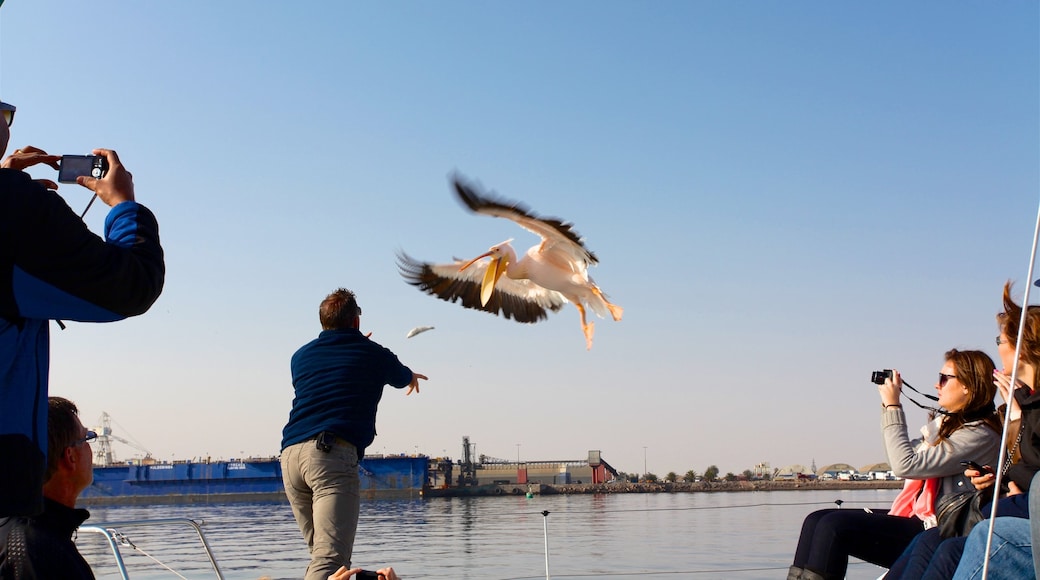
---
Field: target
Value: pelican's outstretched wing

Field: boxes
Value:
[397,251,566,323]
[451,174,598,267]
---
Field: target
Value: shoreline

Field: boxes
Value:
[79,480,905,506]
[542,480,904,494]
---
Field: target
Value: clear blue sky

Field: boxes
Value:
[1,1,1037,477]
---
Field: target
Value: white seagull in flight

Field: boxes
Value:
[406,326,435,338]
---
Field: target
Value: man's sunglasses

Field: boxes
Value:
[73,430,98,447]
[0,102,14,127]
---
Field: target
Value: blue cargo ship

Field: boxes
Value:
[78,413,430,506]
[80,455,429,506]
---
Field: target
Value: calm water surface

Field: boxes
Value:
[76,488,900,580]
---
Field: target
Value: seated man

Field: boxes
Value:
[0,397,97,579]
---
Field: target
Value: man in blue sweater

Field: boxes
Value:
[281,288,427,580]
[0,101,165,517]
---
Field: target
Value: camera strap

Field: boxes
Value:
[900,380,947,416]
[901,380,939,402]
[80,194,98,219]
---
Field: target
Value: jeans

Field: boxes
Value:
[921,535,967,579]
[885,527,942,579]
[281,438,361,580]
[952,517,1033,580]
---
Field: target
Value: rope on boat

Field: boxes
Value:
[496,561,879,579]
[523,497,871,516]
[109,530,191,580]
[512,498,878,580]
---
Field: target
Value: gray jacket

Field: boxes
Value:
[881,408,1001,500]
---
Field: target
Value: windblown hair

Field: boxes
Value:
[46,397,82,482]
[319,288,361,330]
[997,281,1040,389]
[936,349,1001,443]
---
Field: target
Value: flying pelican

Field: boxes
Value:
[397,175,623,350]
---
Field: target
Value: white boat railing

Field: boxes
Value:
[79,517,224,579]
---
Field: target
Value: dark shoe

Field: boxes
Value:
[798,568,828,580]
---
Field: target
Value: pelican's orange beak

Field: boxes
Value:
[459,251,506,306]
[458,251,492,273]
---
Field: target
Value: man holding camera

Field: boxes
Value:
[281,288,426,580]
[0,101,166,518]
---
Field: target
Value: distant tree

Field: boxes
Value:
[644,472,658,482]
[703,465,720,482]
[742,469,754,480]
[665,472,678,483]
[724,472,737,482]
[683,470,698,482]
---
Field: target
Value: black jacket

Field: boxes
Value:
[1006,385,1040,492]
[0,498,94,579]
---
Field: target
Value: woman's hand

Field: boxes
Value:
[966,469,996,492]
[994,370,1023,420]
[879,370,902,407]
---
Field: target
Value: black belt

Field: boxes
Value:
[309,431,351,452]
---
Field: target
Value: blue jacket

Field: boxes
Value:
[281,328,413,455]
[0,169,165,516]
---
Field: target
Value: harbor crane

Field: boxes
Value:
[92,412,153,466]
[458,435,478,486]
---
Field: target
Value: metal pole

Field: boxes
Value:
[643,446,647,479]
[541,510,551,580]
[982,199,1040,580]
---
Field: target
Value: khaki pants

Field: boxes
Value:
[281,438,360,580]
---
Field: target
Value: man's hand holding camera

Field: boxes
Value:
[328,565,400,580]
[2,145,61,189]
[81,148,134,207]
[2,146,134,208]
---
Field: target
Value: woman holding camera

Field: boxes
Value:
[887,282,1040,579]
[788,349,1002,580]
